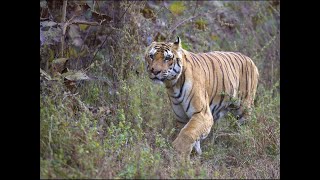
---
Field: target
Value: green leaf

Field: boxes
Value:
[181,41,191,51]
[169,2,186,15]
[79,24,89,31]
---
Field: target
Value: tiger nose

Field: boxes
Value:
[151,68,161,75]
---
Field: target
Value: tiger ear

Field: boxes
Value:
[173,36,181,50]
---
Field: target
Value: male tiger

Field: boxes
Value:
[144,37,259,159]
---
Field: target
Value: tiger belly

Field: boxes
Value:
[171,97,230,123]
[210,102,228,122]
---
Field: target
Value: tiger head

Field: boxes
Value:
[144,37,184,85]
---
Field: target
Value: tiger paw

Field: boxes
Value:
[193,140,202,155]
[172,133,194,159]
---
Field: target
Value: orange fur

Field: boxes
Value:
[145,37,259,159]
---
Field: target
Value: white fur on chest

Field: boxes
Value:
[169,81,196,122]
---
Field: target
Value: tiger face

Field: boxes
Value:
[144,38,183,84]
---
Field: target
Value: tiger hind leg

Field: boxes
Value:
[233,104,252,125]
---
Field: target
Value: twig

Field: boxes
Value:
[61,0,67,23]
[67,15,77,24]
[252,33,278,60]
[70,21,100,26]
[168,10,219,39]
[85,2,134,72]
[40,18,50,21]
[170,15,199,32]
[60,0,68,57]
[60,10,101,59]
[168,13,204,39]
[268,3,280,17]
[192,1,198,17]
[48,115,54,159]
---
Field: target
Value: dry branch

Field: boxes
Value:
[85,2,134,72]
[70,21,100,26]
[60,9,101,58]
[60,0,68,57]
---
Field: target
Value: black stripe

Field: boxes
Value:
[171,73,185,98]
[186,93,195,112]
[169,99,185,120]
[211,54,226,97]
[203,53,217,105]
[193,54,208,76]
[192,106,204,116]
[238,53,249,99]
[191,53,202,67]
[250,61,255,96]
[227,54,237,72]
[250,61,254,95]
[227,55,240,91]
[230,53,241,91]
[211,105,217,114]
[218,53,235,96]
[214,108,222,120]
[173,88,186,105]
[210,72,218,106]
[190,53,201,68]
[187,53,195,67]
[218,53,233,88]
[173,67,178,73]
[205,54,219,105]
[184,53,190,63]
[217,95,224,112]
[183,84,194,106]
[214,57,225,109]
[172,108,184,120]
[224,53,238,82]
[233,53,245,98]
[173,72,192,104]
[199,54,211,87]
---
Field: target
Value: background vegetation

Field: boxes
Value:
[40,0,280,179]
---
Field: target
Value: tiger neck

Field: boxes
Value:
[164,56,188,92]
[164,71,183,89]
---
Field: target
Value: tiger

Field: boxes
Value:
[144,37,259,160]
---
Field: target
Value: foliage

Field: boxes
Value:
[169,2,186,16]
[40,1,280,179]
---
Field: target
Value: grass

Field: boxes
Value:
[40,72,279,179]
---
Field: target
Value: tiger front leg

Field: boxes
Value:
[172,107,213,160]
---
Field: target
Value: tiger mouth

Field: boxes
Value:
[151,77,165,81]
